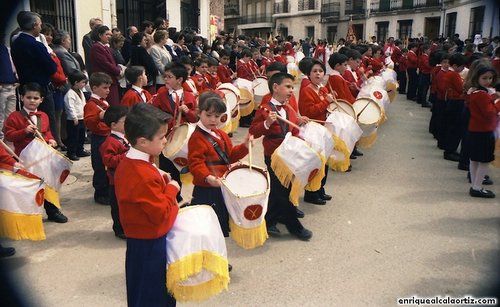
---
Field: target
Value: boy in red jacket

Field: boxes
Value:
[406,42,419,101]
[326,53,355,104]
[115,103,179,307]
[84,72,112,205]
[216,50,237,84]
[417,45,432,107]
[99,105,129,239]
[120,66,152,107]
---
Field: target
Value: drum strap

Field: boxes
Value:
[20,109,42,137]
[268,103,288,137]
[196,127,230,166]
[167,93,177,117]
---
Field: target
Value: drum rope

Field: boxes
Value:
[0,139,22,162]
[356,100,372,120]
[326,83,351,115]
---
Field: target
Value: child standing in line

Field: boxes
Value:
[326,53,355,104]
[64,71,90,161]
[115,103,180,306]
[120,66,152,107]
[190,58,211,95]
[188,92,250,237]
[216,50,237,84]
[464,62,500,198]
[100,105,129,239]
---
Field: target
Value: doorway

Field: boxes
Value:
[425,17,440,40]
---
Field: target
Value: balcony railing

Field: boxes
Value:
[239,14,273,24]
[224,4,239,16]
[371,0,441,12]
[299,0,318,11]
[274,0,291,14]
[321,2,340,21]
[345,7,366,16]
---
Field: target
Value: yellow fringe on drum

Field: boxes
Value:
[230,117,240,133]
[220,121,232,134]
[180,172,193,185]
[0,209,45,241]
[492,139,500,168]
[167,250,230,302]
[357,131,378,148]
[229,218,268,249]
[270,152,301,206]
[305,155,325,192]
[328,135,351,172]
[239,101,255,117]
[378,108,387,126]
[44,186,60,208]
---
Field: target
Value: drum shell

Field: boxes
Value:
[252,77,269,100]
[352,98,381,137]
[327,99,356,119]
[162,123,196,170]
[300,122,335,159]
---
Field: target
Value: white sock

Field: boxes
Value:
[473,162,490,191]
[469,160,479,190]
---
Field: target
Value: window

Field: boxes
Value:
[398,20,412,40]
[445,12,457,38]
[376,22,389,43]
[469,6,485,38]
[299,0,316,11]
[327,25,337,43]
[30,0,77,51]
[306,26,315,40]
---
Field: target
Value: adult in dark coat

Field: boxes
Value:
[82,17,103,74]
[129,32,158,94]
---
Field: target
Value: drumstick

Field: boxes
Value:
[259,106,301,130]
[308,118,326,124]
[24,116,47,143]
[326,83,351,115]
[356,100,372,119]
[176,96,183,128]
[248,135,253,172]
[0,139,22,162]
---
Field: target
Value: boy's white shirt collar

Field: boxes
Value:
[111,130,127,141]
[91,94,108,105]
[126,147,150,162]
[131,85,143,93]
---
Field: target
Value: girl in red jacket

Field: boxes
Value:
[464,63,500,198]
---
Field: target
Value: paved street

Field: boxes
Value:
[1,92,499,306]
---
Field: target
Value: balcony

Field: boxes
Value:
[239,14,273,25]
[224,3,239,17]
[321,2,340,22]
[274,0,291,14]
[299,0,318,11]
[345,7,366,17]
[371,0,441,13]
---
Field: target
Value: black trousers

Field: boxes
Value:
[159,154,183,202]
[38,85,58,143]
[430,99,447,147]
[406,68,418,100]
[90,134,109,198]
[417,73,430,104]
[264,156,303,232]
[444,99,465,153]
[397,69,407,94]
[65,119,85,155]
[108,185,123,235]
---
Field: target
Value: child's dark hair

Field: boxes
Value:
[337,46,349,56]
[179,56,193,67]
[266,61,287,74]
[68,71,88,86]
[125,103,171,145]
[218,49,229,58]
[354,44,369,55]
[193,58,207,69]
[165,62,188,82]
[103,105,129,127]
[89,72,113,88]
[307,58,326,75]
[449,53,466,67]
[346,49,362,60]
[273,46,283,55]
[198,92,226,114]
[328,53,348,70]
[207,57,219,67]
[440,52,450,62]
[125,66,145,84]
[268,72,294,94]
[20,82,44,97]
[260,46,270,55]
[298,57,314,75]
[240,48,252,58]
[467,60,497,90]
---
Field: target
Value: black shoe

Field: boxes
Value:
[66,154,80,161]
[458,163,469,171]
[353,148,363,156]
[267,225,281,237]
[304,195,326,205]
[443,152,460,162]
[58,144,67,151]
[228,133,233,137]
[47,211,68,223]
[228,264,232,272]
[349,153,357,160]
[0,246,16,258]
[289,227,312,241]
[76,150,91,157]
[321,193,332,201]
[115,232,126,240]
[483,175,493,185]
[296,208,305,218]
[94,195,110,206]
[346,165,352,172]
[469,188,495,198]
[421,102,432,108]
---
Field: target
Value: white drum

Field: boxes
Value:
[252,76,269,100]
[166,205,229,302]
[295,51,305,64]
[271,133,323,206]
[300,122,335,162]
[221,164,270,249]
[325,112,363,172]
[217,83,241,132]
[162,123,195,170]
[233,78,255,117]
[352,97,382,148]
[327,99,356,119]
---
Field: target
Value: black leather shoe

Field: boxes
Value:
[95,195,110,206]
[267,225,281,237]
[469,188,495,198]
[353,148,363,156]
[77,150,91,157]
[296,208,305,218]
[48,211,68,223]
[0,246,15,258]
[304,195,326,205]
[443,152,460,162]
[58,144,67,151]
[115,233,126,240]
[458,163,469,171]
[67,154,80,161]
[421,102,432,108]
[345,165,352,172]
[483,175,493,185]
[289,228,312,241]
[228,264,232,272]
[349,153,357,159]
[321,193,332,201]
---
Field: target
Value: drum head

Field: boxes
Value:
[220,89,238,111]
[328,100,356,119]
[217,83,240,97]
[252,77,270,96]
[353,98,381,125]
[224,166,268,197]
[163,125,189,157]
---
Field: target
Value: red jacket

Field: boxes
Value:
[206,72,220,90]
[399,54,408,72]
[327,74,355,104]
[260,56,275,71]
[249,100,300,157]
[217,65,234,84]
[342,69,361,97]
[258,93,299,114]
[100,133,129,185]
[430,65,442,94]
[3,111,54,155]
[190,73,211,94]
[188,126,248,187]
[0,144,16,166]
[391,46,402,66]
[284,41,295,56]
[236,60,255,81]
[120,88,153,107]
[468,89,500,132]
[407,50,418,69]
[151,87,197,132]
[418,54,432,74]
[492,58,500,76]
[444,70,464,100]
[435,69,451,101]
[298,84,330,121]
[84,97,110,136]
[115,156,179,239]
